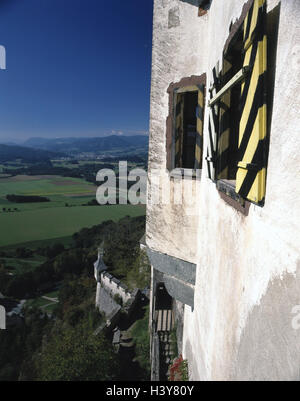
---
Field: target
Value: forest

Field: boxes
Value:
[0,215,150,381]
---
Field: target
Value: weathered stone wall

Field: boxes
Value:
[146,0,209,263]
[100,272,132,304]
[173,300,185,355]
[95,282,121,321]
[148,0,300,381]
[148,249,195,307]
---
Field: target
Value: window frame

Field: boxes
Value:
[207,0,267,213]
[215,24,246,206]
[166,74,206,177]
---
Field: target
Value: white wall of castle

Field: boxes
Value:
[147,0,300,380]
[100,273,132,305]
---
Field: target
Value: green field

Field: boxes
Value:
[0,236,74,252]
[26,289,60,313]
[0,175,95,200]
[0,204,145,247]
[0,174,145,248]
[1,256,46,274]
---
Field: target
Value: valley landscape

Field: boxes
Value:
[0,136,148,247]
[0,0,153,383]
[0,136,150,381]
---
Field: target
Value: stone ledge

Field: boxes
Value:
[147,247,196,285]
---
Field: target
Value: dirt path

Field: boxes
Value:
[41,296,58,303]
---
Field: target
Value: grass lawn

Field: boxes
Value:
[42,302,58,313]
[0,174,146,248]
[0,256,46,275]
[42,290,59,299]
[0,204,145,247]
[25,288,60,313]
[0,236,74,252]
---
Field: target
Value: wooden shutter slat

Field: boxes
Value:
[206,66,220,181]
[217,58,232,179]
[236,0,267,205]
[194,84,205,169]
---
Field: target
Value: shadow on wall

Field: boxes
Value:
[234,260,300,381]
[184,339,202,380]
[265,2,281,191]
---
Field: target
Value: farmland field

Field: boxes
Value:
[0,174,145,247]
[0,203,145,247]
[0,175,96,202]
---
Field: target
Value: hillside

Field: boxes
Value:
[23,135,149,155]
[0,144,64,163]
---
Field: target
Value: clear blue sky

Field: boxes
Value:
[0,0,153,143]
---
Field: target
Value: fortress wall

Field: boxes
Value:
[100,272,132,305]
[148,0,300,380]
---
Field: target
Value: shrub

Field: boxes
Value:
[113,294,123,306]
[168,355,189,381]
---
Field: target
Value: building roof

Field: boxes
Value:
[94,252,107,273]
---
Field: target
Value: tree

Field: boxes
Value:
[46,243,65,259]
[36,322,120,381]
[16,247,33,259]
[0,263,10,295]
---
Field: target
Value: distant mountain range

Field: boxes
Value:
[22,135,149,155]
[0,144,65,163]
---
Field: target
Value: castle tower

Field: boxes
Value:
[94,243,107,283]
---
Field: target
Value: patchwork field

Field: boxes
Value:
[0,174,96,199]
[0,204,145,247]
[0,174,145,247]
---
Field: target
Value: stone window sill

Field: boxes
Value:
[217,179,250,215]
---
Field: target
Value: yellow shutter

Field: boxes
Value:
[236,0,267,205]
[194,84,205,169]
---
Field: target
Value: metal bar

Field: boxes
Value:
[208,66,249,107]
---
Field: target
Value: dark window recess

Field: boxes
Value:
[181,91,198,169]
[217,27,243,182]
[199,0,212,10]
[208,0,268,208]
[166,73,206,172]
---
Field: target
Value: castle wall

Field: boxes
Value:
[147,0,300,381]
[100,272,132,305]
[96,282,121,321]
[146,0,209,263]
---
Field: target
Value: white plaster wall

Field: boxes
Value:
[148,0,300,381]
[95,282,101,307]
[146,0,209,263]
